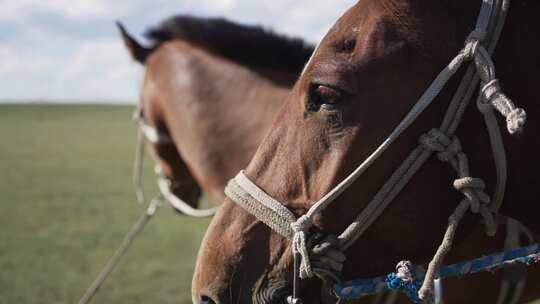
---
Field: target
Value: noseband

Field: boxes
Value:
[225,0,531,302]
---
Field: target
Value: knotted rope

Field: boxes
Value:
[417,130,495,301]
[480,80,526,135]
[419,129,496,229]
[417,2,525,297]
[472,43,527,135]
[291,215,313,279]
[226,174,345,281]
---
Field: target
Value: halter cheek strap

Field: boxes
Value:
[134,107,174,145]
[133,108,218,218]
[225,0,528,302]
[133,108,173,204]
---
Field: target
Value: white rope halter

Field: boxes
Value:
[225,0,526,302]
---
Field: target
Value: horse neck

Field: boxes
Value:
[147,41,290,199]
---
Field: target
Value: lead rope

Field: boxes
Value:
[288,252,303,304]
[132,106,174,205]
[133,107,146,204]
[133,123,146,204]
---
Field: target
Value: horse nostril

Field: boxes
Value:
[200,295,217,304]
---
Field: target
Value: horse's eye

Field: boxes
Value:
[315,85,342,104]
[307,84,344,112]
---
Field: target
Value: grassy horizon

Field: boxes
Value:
[0,104,210,303]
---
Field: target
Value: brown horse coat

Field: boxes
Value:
[193,2,540,303]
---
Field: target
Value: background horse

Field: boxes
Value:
[193,1,540,303]
[118,16,313,206]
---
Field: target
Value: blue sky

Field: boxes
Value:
[0,0,356,103]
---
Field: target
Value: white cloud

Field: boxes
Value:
[53,38,142,101]
[0,0,139,20]
[0,36,141,102]
[209,0,238,11]
[40,0,109,18]
[0,0,357,103]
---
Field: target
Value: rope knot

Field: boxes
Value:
[481,79,527,135]
[438,138,462,163]
[291,220,346,282]
[291,215,312,233]
[419,129,461,163]
[464,29,487,59]
[291,216,314,279]
[506,108,527,135]
[453,177,490,213]
[385,261,422,303]
[396,261,415,283]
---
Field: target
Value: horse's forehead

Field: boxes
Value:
[334,1,390,29]
[300,2,407,93]
[328,2,371,36]
[319,1,404,54]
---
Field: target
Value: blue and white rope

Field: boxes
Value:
[335,243,540,303]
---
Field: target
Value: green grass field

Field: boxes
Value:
[0,104,210,303]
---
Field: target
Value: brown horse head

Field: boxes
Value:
[118,16,314,206]
[194,0,540,303]
[118,21,203,209]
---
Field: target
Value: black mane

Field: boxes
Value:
[145,15,315,75]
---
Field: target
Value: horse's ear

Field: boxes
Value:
[116,21,151,65]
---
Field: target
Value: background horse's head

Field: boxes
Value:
[119,16,314,207]
[193,0,540,303]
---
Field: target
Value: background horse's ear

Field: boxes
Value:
[116,21,151,65]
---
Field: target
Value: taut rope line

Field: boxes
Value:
[132,107,173,204]
[224,0,529,302]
